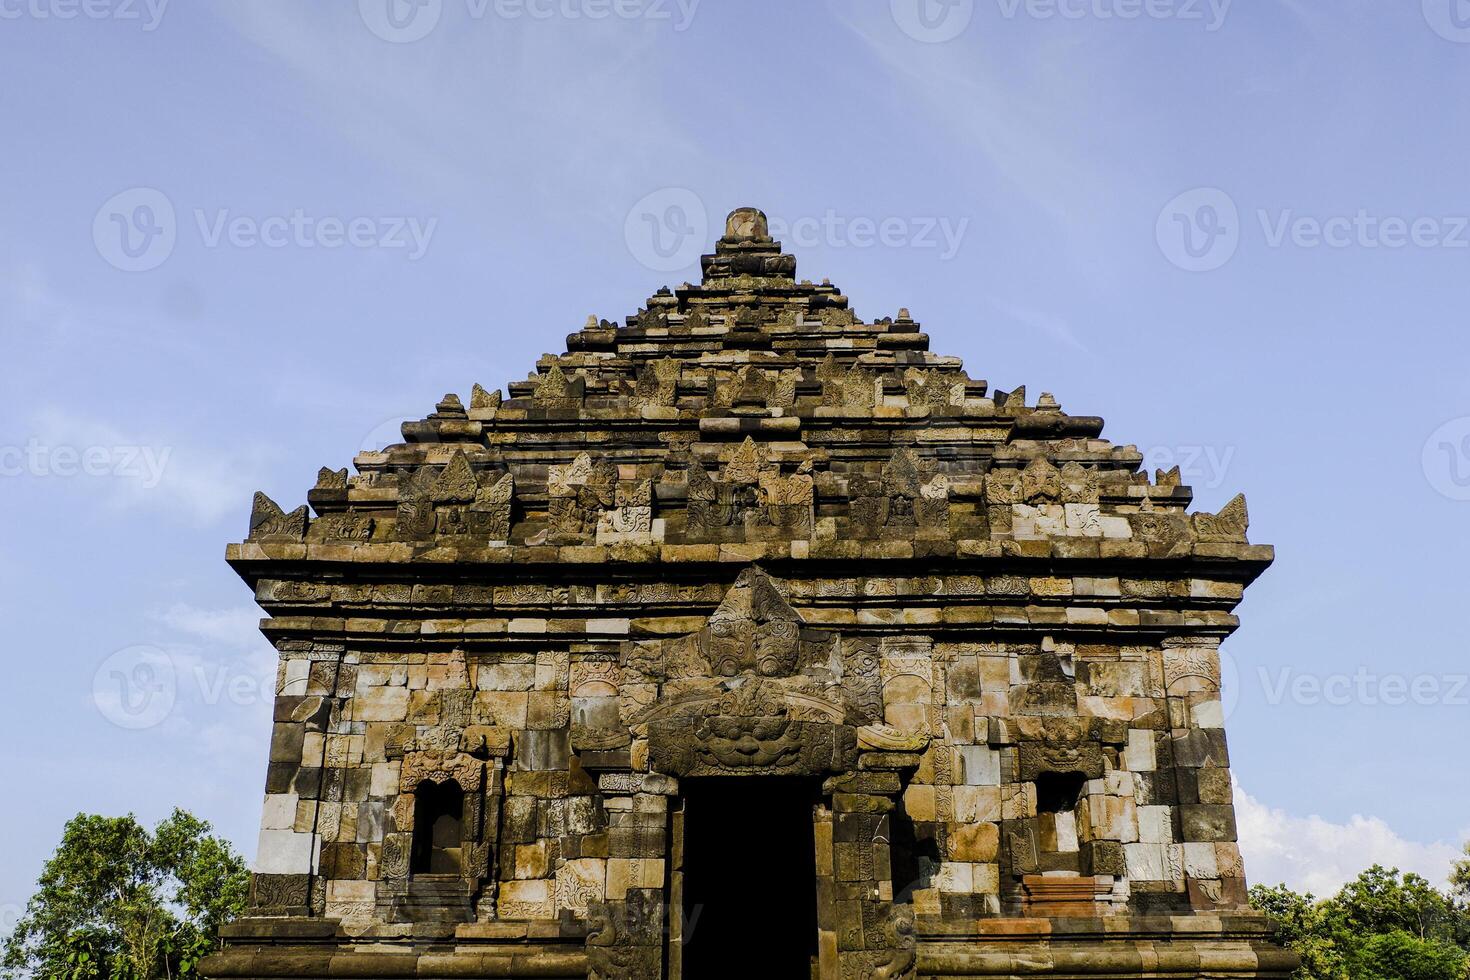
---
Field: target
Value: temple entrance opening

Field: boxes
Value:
[410,780,464,875]
[680,777,821,979]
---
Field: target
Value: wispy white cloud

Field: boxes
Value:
[208,3,703,221]
[81,605,276,869]
[86,605,276,747]
[826,3,1099,227]
[1237,781,1467,896]
[0,260,210,359]
[0,261,280,529]
[822,5,1160,302]
[155,603,266,650]
[23,409,272,527]
[151,605,277,856]
[152,602,277,690]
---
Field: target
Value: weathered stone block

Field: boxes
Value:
[1180,805,1238,843]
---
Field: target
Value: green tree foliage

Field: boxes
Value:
[1248,884,1346,979]
[1453,844,1470,904]
[2,811,248,980]
[1251,861,1470,980]
[1332,866,1460,941]
[1351,931,1469,980]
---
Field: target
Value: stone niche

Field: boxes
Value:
[203,209,1296,980]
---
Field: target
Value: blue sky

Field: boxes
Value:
[3,0,1469,918]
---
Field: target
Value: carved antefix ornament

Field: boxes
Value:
[394,466,437,541]
[470,472,514,541]
[623,567,832,682]
[851,449,949,539]
[597,478,653,541]
[705,566,802,676]
[684,439,814,541]
[547,452,617,543]
[249,493,308,541]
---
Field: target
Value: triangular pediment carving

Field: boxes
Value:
[624,566,815,681]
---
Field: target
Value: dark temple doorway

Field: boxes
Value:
[679,778,820,979]
[410,779,464,875]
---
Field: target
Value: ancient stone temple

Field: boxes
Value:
[203,209,1296,979]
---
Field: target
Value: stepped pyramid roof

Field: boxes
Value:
[237,206,1267,596]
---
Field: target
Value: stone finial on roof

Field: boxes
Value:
[432,394,465,418]
[722,206,772,244]
[702,207,796,283]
